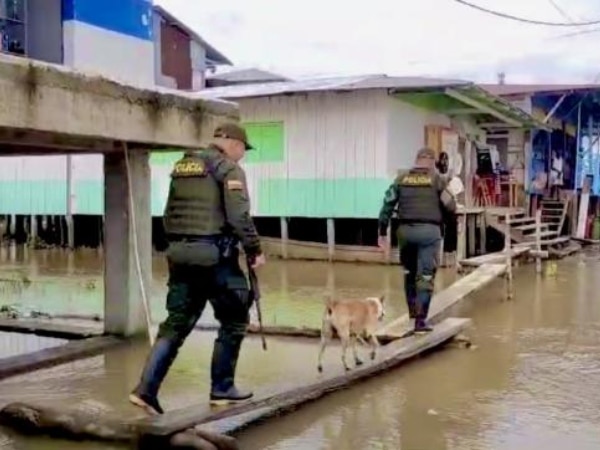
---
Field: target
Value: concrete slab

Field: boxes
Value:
[0,54,238,154]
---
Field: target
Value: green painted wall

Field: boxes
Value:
[0,181,67,215]
[243,122,285,163]
[257,178,390,218]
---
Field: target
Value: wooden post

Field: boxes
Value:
[326,219,335,262]
[535,208,542,274]
[385,224,392,264]
[29,215,37,245]
[457,212,466,266]
[504,212,513,300]
[66,154,75,250]
[478,212,486,255]
[467,214,476,257]
[280,217,288,260]
[103,150,151,337]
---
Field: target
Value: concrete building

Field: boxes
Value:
[0,0,231,246]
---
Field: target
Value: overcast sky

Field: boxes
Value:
[155,0,600,83]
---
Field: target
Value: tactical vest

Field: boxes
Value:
[396,168,443,225]
[163,150,226,237]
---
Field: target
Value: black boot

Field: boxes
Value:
[129,338,179,415]
[414,291,433,334]
[209,336,253,406]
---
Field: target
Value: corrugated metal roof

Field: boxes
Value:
[481,83,600,97]
[195,74,472,99]
[206,68,291,83]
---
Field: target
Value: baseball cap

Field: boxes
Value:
[416,148,436,159]
[213,122,254,150]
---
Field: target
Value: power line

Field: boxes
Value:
[546,0,575,22]
[453,0,600,26]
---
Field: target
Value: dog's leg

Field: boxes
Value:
[351,334,363,367]
[368,334,380,361]
[317,322,333,373]
[338,330,351,371]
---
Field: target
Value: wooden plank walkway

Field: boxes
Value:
[135,317,471,441]
[0,335,123,381]
[460,248,529,267]
[376,263,506,338]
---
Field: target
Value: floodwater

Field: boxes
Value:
[0,246,600,449]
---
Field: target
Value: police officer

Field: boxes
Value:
[129,122,265,415]
[377,148,456,334]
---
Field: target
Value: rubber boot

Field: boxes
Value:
[414,290,433,334]
[209,336,253,406]
[129,338,180,415]
[404,269,417,319]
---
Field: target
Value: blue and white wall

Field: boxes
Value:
[62,0,155,87]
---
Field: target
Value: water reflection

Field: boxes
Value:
[0,248,600,449]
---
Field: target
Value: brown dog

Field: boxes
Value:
[317,295,385,372]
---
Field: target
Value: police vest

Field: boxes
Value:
[396,169,443,225]
[163,150,226,237]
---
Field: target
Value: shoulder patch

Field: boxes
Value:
[227,180,244,190]
[399,173,433,186]
[172,159,207,177]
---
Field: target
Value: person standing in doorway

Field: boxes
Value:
[129,122,266,415]
[377,148,456,333]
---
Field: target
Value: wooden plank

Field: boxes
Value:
[0,319,103,339]
[193,323,399,345]
[571,236,600,245]
[460,247,529,267]
[0,336,122,381]
[515,236,570,248]
[134,318,471,439]
[515,222,550,232]
[377,264,505,338]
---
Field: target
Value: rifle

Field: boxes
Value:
[247,259,267,351]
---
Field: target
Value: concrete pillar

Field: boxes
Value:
[103,149,151,337]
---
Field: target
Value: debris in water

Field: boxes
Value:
[427,409,439,416]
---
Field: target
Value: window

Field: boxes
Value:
[243,121,285,163]
[0,0,26,56]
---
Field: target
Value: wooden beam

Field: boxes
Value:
[0,336,122,381]
[445,88,522,127]
[377,263,506,337]
[134,318,471,439]
[0,318,102,339]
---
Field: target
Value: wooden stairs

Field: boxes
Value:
[486,199,580,257]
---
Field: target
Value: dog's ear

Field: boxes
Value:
[379,294,385,304]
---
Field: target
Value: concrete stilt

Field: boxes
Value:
[103,150,152,337]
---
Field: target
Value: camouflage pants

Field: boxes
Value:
[157,249,251,345]
[398,224,441,320]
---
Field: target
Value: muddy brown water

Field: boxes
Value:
[1,246,600,449]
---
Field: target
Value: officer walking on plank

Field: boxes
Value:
[129,122,266,415]
[377,148,456,334]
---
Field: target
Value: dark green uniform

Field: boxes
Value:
[131,143,261,413]
[378,167,456,332]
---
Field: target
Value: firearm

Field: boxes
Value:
[247,257,267,351]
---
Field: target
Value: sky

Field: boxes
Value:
[155,0,600,83]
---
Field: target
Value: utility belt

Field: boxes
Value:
[166,233,239,265]
[398,219,441,226]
